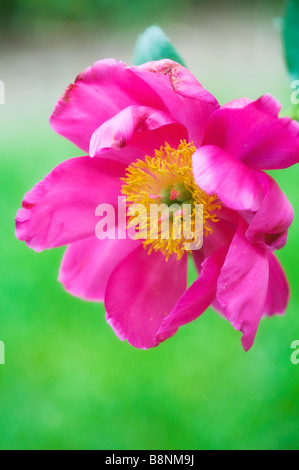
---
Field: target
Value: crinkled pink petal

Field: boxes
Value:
[105,245,187,349]
[15,156,126,251]
[50,58,218,153]
[192,145,263,211]
[216,217,269,351]
[203,94,299,169]
[156,244,229,343]
[263,253,290,317]
[137,60,219,104]
[59,233,140,302]
[90,105,188,162]
[246,171,294,250]
[131,59,219,146]
[50,59,167,152]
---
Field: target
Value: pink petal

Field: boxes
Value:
[222,98,252,109]
[192,207,238,274]
[263,253,290,317]
[50,59,167,152]
[246,171,294,250]
[192,145,263,211]
[203,94,299,169]
[131,59,219,146]
[156,245,228,343]
[90,105,188,162]
[59,234,140,302]
[137,60,219,104]
[105,245,187,349]
[15,156,126,251]
[223,94,281,115]
[216,217,269,351]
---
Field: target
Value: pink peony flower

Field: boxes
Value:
[15,59,299,350]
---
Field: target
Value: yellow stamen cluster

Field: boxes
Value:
[121,140,221,260]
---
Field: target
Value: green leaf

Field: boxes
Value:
[283,0,299,81]
[132,25,186,67]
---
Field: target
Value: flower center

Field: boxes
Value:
[121,140,221,260]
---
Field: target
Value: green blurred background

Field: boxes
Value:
[0,0,298,450]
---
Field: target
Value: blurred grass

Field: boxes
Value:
[0,1,299,450]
